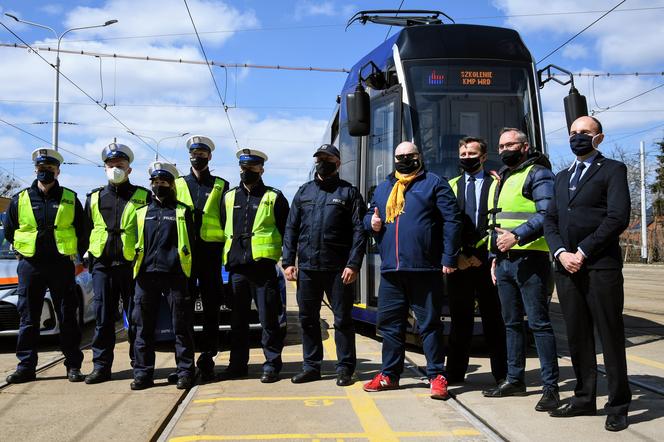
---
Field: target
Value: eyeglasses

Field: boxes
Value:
[498,141,523,150]
[395,153,419,161]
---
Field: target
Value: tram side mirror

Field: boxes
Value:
[347,85,370,136]
[564,86,588,132]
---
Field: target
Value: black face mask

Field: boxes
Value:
[500,149,524,167]
[152,185,173,200]
[569,133,596,156]
[190,156,209,171]
[395,158,421,175]
[240,170,260,186]
[316,161,337,178]
[37,170,56,184]
[459,157,482,173]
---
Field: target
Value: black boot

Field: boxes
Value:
[84,369,112,385]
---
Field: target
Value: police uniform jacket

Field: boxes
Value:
[139,197,195,275]
[180,168,228,248]
[84,181,150,266]
[220,180,289,269]
[4,180,89,260]
[282,174,366,272]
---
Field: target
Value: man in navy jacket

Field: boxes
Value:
[362,141,462,400]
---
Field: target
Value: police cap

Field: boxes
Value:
[313,144,340,159]
[148,161,179,181]
[236,148,268,165]
[31,148,63,166]
[186,135,215,152]
[102,142,134,163]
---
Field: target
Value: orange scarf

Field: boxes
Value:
[385,168,421,223]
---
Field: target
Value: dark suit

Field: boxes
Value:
[446,171,507,383]
[544,151,631,415]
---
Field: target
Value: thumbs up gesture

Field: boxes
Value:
[371,207,382,232]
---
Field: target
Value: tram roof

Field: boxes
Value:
[343,24,534,92]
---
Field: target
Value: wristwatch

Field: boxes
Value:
[513,232,520,243]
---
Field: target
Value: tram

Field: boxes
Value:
[321,10,587,338]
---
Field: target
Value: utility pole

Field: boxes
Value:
[640,140,648,263]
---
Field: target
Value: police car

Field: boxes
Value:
[0,220,96,336]
[144,265,288,341]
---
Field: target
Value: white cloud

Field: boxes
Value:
[0,135,28,159]
[561,43,588,60]
[40,4,64,15]
[294,1,337,20]
[493,0,664,68]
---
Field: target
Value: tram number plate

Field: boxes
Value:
[194,299,203,312]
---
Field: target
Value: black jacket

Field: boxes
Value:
[181,168,229,248]
[490,151,554,253]
[84,181,150,266]
[4,180,89,261]
[451,170,494,262]
[544,152,630,269]
[220,180,289,270]
[139,197,195,275]
[282,175,366,272]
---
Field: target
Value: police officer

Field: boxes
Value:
[220,149,289,383]
[4,148,89,384]
[174,135,228,382]
[131,162,196,390]
[282,144,366,386]
[84,143,149,384]
[445,137,507,385]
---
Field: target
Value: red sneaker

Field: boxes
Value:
[363,373,399,392]
[430,374,449,400]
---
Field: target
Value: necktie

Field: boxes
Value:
[569,162,586,195]
[465,176,477,227]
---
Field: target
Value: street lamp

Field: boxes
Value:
[127,131,190,161]
[4,13,118,151]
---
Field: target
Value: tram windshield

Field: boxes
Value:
[405,60,539,179]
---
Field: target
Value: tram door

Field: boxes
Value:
[363,86,401,308]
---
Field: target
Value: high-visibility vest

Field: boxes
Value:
[88,187,149,261]
[133,204,192,278]
[222,188,282,264]
[175,176,225,242]
[14,188,78,257]
[488,165,549,252]
[448,173,496,249]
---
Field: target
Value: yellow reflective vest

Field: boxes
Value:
[448,173,496,249]
[133,204,192,278]
[175,176,225,243]
[488,165,549,252]
[222,188,282,264]
[14,188,78,257]
[88,187,149,261]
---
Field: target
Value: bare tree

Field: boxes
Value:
[0,172,21,198]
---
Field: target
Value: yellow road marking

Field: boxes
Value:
[322,332,398,442]
[169,429,481,441]
[627,354,664,371]
[194,395,348,404]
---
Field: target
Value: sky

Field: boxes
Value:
[1,0,663,201]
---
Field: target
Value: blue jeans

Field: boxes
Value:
[495,252,559,389]
[377,271,445,380]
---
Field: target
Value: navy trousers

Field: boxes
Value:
[446,262,507,383]
[15,257,83,372]
[90,263,134,371]
[133,272,194,380]
[228,261,284,374]
[377,271,445,380]
[297,269,356,374]
[190,242,223,372]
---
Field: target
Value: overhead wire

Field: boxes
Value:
[182,0,239,148]
[537,0,626,65]
[384,0,406,41]
[0,117,101,166]
[0,22,174,163]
